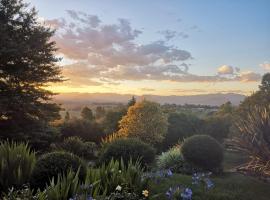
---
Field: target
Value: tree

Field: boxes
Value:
[101,107,127,135]
[217,101,234,116]
[127,96,136,107]
[64,111,70,121]
[259,73,270,93]
[81,106,94,121]
[61,118,105,143]
[95,106,106,119]
[0,0,63,143]
[162,112,203,149]
[118,100,167,145]
[202,116,231,142]
[238,73,270,116]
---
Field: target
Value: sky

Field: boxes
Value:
[28,0,270,95]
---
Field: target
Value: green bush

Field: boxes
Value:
[0,141,36,192]
[99,138,155,167]
[2,185,46,200]
[30,151,86,190]
[85,159,148,197]
[60,136,96,160]
[157,146,184,172]
[181,135,223,171]
[43,159,148,199]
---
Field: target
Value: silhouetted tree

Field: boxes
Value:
[95,106,106,119]
[64,111,70,121]
[101,107,127,134]
[127,96,136,107]
[81,106,94,121]
[0,0,63,145]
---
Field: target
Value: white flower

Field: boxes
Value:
[115,185,122,191]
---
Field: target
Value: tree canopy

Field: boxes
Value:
[118,100,167,145]
[0,0,63,142]
[81,106,94,121]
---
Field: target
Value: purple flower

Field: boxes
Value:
[181,188,192,200]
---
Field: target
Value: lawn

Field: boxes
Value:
[149,150,270,200]
[150,172,270,200]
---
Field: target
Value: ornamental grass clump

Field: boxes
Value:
[0,140,36,192]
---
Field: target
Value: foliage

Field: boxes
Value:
[163,113,203,149]
[64,111,71,121]
[216,101,235,116]
[95,106,106,119]
[59,136,96,160]
[0,141,36,192]
[99,138,156,167]
[30,151,86,190]
[202,116,231,142]
[181,135,224,171]
[229,105,270,177]
[150,173,270,200]
[104,191,143,200]
[127,96,136,107]
[2,185,47,200]
[61,118,105,143]
[157,146,184,173]
[118,100,168,145]
[101,107,127,135]
[85,159,148,197]
[45,169,81,200]
[237,73,270,118]
[0,0,63,142]
[81,106,94,121]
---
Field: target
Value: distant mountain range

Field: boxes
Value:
[54,92,246,106]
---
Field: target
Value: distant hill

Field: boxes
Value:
[54,92,246,107]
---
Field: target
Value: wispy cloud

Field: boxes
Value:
[260,62,270,70]
[45,10,261,86]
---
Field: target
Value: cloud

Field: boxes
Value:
[260,62,270,70]
[237,71,261,82]
[159,30,189,41]
[218,65,234,75]
[47,10,261,86]
[140,88,156,92]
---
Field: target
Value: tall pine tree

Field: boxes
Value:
[0,0,63,148]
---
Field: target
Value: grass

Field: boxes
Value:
[149,172,270,200]
[223,150,249,171]
[149,150,269,200]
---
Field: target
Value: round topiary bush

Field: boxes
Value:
[30,151,86,189]
[181,135,223,171]
[99,138,156,167]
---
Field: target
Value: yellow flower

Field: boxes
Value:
[142,190,149,197]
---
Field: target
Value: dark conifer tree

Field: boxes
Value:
[0,0,63,147]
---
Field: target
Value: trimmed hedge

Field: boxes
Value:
[181,135,223,171]
[30,151,86,189]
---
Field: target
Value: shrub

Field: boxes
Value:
[30,151,86,190]
[181,135,223,171]
[230,105,270,177]
[2,185,46,200]
[61,118,105,143]
[157,146,184,172]
[60,136,96,160]
[0,141,36,192]
[45,169,81,200]
[99,138,155,167]
[85,159,148,197]
[163,113,203,149]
